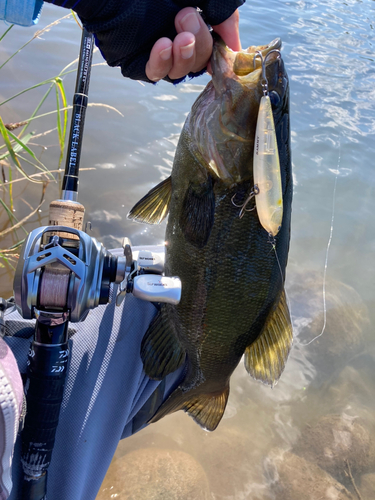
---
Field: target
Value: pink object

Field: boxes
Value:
[0,338,23,500]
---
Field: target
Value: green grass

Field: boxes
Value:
[0,15,74,267]
[0,15,123,272]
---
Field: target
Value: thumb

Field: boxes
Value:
[211,10,241,52]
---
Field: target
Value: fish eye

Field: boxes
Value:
[269,91,281,107]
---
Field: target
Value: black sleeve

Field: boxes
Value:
[44,0,245,83]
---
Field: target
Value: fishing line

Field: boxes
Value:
[269,235,294,324]
[268,234,284,282]
[299,136,341,347]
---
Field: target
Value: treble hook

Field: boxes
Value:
[231,185,260,219]
[253,49,282,96]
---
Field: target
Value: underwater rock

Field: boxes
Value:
[293,413,375,485]
[96,448,210,500]
[288,269,369,377]
[265,448,354,500]
[360,473,375,498]
[324,366,375,414]
[197,424,271,499]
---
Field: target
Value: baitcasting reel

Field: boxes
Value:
[13,224,181,323]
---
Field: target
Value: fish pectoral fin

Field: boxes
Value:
[149,384,229,432]
[244,289,293,387]
[141,309,185,380]
[179,176,215,248]
[127,176,172,224]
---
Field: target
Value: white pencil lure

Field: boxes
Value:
[253,50,283,237]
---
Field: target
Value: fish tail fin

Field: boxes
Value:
[149,383,230,432]
[244,289,293,386]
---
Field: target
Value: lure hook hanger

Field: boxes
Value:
[253,49,282,96]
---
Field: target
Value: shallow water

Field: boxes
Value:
[1,0,375,498]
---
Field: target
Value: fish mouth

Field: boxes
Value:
[211,36,282,90]
[234,38,282,76]
[189,37,286,185]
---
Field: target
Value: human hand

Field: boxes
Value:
[72,0,244,83]
[145,8,241,82]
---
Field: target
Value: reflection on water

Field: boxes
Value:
[1,0,375,498]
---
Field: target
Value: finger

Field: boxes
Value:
[206,10,241,74]
[212,10,241,52]
[145,37,173,82]
[167,32,196,81]
[175,7,213,73]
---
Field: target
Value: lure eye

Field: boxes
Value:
[269,91,281,107]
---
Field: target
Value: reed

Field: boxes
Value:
[0,14,122,273]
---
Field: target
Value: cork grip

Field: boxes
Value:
[48,200,85,239]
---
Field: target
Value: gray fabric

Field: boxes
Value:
[3,246,184,499]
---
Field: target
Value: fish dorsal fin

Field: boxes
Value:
[149,384,229,432]
[244,289,293,387]
[128,176,172,224]
[141,309,185,380]
[179,177,215,248]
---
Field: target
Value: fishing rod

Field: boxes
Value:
[13,28,181,500]
[14,28,95,500]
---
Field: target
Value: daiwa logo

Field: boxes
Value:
[147,281,167,287]
[140,256,155,261]
[256,135,259,155]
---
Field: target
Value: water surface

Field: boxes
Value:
[1,1,374,498]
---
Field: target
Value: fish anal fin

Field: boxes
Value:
[180,176,215,248]
[150,384,229,432]
[141,309,185,380]
[128,176,172,224]
[245,289,293,387]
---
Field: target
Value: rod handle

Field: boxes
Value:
[48,199,85,239]
[21,340,69,478]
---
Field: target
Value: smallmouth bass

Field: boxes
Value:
[128,36,293,431]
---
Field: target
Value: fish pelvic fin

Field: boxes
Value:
[244,289,293,387]
[141,309,185,380]
[127,176,172,224]
[149,383,230,431]
[179,176,215,248]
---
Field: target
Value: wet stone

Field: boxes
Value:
[292,413,375,486]
[96,448,210,500]
[288,269,369,377]
[265,449,354,500]
[319,365,375,421]
[360,473,375,498]
[197,424,269,499]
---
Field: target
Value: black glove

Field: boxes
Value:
[44,0,245,83]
